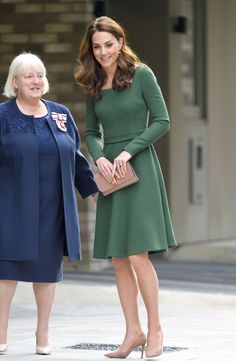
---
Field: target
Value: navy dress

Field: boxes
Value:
[0,115,66,282]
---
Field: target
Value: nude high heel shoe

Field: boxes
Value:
[35,332,51,355]
[0,344,7,353]
[145,346,163,358]
[36,344,52,355]
[105,333,146,359]
[145,331,163,358]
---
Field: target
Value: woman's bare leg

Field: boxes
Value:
[33,282,56,347]
[0,280,17,345]
[107,257,145,355]
[129,253,163,356]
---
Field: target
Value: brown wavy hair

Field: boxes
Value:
[74,16,141,99]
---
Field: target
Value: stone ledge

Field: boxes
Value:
[165,239,236,263]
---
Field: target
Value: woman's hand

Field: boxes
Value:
[96,156,118,183]
[112,151,132,178]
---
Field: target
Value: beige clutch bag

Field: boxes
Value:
[94,162,139,196]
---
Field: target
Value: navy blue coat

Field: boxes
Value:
[0,98,98,261]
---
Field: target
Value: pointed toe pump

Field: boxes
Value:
[145,331,163,358]
[36,344,52,355]
[105,333,146,359]
[35,332,51,355]
[145,347,163,358]
[0,344,7,353]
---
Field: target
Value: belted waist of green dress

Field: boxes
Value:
[104,129,146,144]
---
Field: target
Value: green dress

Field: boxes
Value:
[85,65,177,259]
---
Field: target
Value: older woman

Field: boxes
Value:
[0,52,98,355]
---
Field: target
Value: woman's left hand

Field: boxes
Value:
[112,151,132,178]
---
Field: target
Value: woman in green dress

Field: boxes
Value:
[75,16,177,359]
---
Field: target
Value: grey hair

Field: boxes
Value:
[3,52,49,98]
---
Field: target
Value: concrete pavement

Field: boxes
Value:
[2,267,236,361]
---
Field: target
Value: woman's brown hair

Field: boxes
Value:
[74,16,141,99]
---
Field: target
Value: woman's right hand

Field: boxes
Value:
[96,157,119,183]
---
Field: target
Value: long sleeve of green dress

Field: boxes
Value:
[123,66,170,156]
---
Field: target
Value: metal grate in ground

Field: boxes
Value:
[66,343,186,353]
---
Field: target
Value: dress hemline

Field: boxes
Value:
[93,244,177,259]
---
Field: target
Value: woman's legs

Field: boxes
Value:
[106,257,145,357]
[112,258,144,338]
[0,280,56,351]
[107,253,162,358]
[0,280,18,345]
[129,252,163,356]
[33,282,56,347]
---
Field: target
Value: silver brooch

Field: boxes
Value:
[51,112,67,132]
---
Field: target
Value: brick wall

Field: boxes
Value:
[0,0,108,271]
